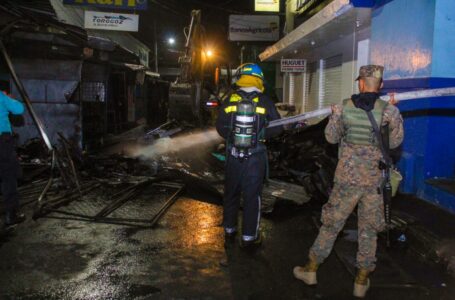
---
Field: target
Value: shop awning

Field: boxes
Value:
[259,0,371,62]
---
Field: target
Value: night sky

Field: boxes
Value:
[14,0,277,68]
[134,0,261,67]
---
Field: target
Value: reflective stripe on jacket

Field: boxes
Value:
[224,93,266,115]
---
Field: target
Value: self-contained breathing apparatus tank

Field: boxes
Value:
[232,99,257,158]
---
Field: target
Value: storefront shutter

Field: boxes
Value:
[305,61,319,112]
[320,55,342,108]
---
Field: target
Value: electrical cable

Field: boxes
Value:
[220,0,236,7]
[162,0,276,29]
[150,0,189,18]
[168,0,244,14]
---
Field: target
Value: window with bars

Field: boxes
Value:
[81,82,106,102]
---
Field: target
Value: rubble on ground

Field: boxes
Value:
[3,119,455,278]
[266,118,338,202]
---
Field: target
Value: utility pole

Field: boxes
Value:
[154,19,158,73]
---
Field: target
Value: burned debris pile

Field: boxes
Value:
[267,118,338,203]
[2,118,452,276]
[6,117,337,223]
[1,133,186,228]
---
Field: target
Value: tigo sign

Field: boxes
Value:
[63,0,147,11]
[229,15,280,42]
[84,11,139,32]
[255,0,280,12]
[281,59,306,72]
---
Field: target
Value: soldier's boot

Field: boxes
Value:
[293,256,319,285]
[353,268,370,298]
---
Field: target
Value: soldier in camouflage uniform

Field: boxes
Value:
[293,65,404,298]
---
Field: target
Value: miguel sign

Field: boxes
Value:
[281,59,306,73]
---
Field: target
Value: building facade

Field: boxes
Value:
[0,0,169,150]
[260,0,455,213]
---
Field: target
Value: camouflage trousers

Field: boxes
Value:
[309,183,386,271]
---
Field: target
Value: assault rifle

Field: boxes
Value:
[367,112,393,247]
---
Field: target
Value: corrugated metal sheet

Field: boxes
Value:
[12,0,56,17]
[10,58,83,147]
[0,1,87,45]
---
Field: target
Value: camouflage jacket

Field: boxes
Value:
[325,102,404,187]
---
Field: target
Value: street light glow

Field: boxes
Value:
[168,38,175,45]
[206,50,213,57]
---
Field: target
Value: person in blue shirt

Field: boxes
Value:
[0,89,26,226]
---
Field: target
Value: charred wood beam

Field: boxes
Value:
[58,133,82,196]
[36,150,57,210]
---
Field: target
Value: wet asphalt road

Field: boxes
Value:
[0,188,454,300]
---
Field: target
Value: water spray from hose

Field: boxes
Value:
[127,129,223,160]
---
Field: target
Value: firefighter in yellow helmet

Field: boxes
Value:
[215,63,282,247]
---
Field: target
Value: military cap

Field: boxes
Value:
[355,65,384,81]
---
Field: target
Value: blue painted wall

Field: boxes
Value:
[432,0,455,78]
[351,0,375,7]
[371,0,455,214]
[370,0,435,80]
[394,98,430,194]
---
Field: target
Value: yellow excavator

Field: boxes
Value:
[168,10,232,127]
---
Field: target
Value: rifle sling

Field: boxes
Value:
[365,110,392,166]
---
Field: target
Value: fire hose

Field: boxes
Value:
[267,87,455,128]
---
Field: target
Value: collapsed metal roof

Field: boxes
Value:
[0,0,88,47]
[49,0,150,67]
[0,0,150,67]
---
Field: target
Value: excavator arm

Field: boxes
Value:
[169,10,207,126]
